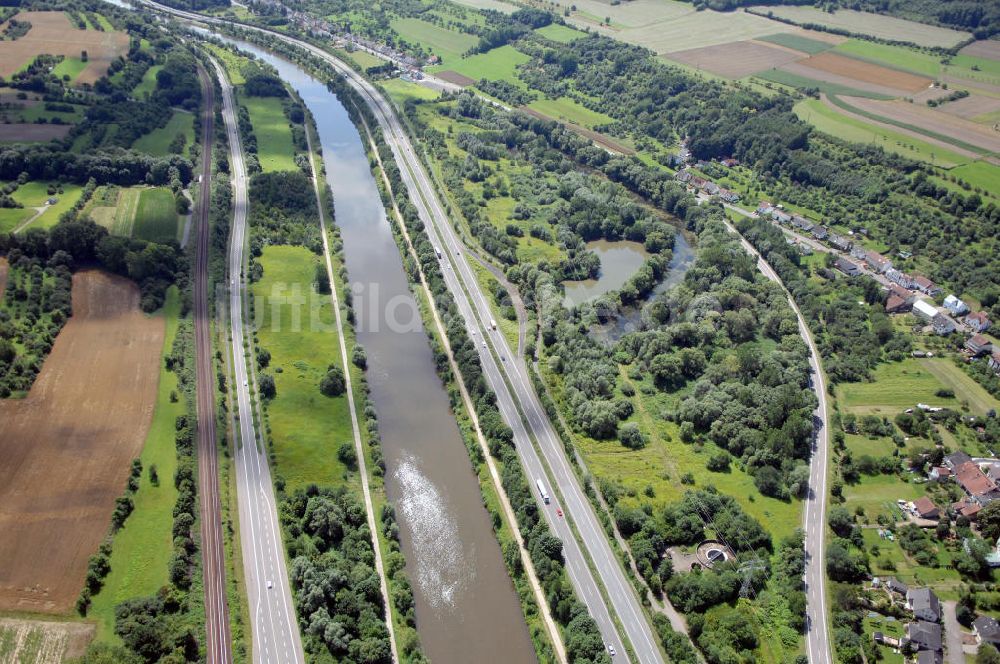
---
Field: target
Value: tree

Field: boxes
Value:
[619,422,646,449]
[978,501,1000,542]
[753,465,784,498]
[826,541,867,582]
[979,644,1000,664]
[337,441,357,470]
[828,506,855,538]
[706,452,730,472]
[319,365,346,397]
[315,263,330,294]
[259,374,276,400]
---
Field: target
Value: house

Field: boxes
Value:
[917,651,943,664]
[703,181,720,196]
[811,225,829,240]
[756,201,774,216]
[906,620,942,651]
[945,450,974,470]
[675,170,693,183]
[721,158,739,168]
[886,294,912,314]
[886,577,909,596]
[828,233,852,252]
[913,299,939,323]
[912,498,940,521]
[974,615,1000,646]
[907,587,941,622]
[792,215,814,232]
[990,351,1000,375]
[865,251,893,274]
[966,334,993,357]
[929,466,952,481]
[851,245,868,260]
[932,313,956,335]
[966,311,992,333]
[773,210,792,224]
[955,461,998,504]
[886,268,915,289]
[836,257,862,277]
[718,188,740,203]
[913,275,943,296]
[954,498,982,521]
[944,294,970,316]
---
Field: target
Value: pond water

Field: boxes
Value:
[562,239,650,307]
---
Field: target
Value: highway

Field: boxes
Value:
[209,55,306,664]
[193,63,234,664]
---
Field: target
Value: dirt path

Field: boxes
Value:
[0,270,164,614]
[943,601,966,664]
[819,93,986,162]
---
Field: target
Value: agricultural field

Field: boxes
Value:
[428,44,530,85]
[82,185,142,236]
[242,95,298,173]
[0,618,94,664]
[390,16,478,64]
[755,32,836,55]
[446,0,518,13]
[86,289,183,643]
[0,270,164,614]
[535,23,586,44]
[526,95,612,128]
[793,51,931,94]
[757,67,894,99]
[251,245,357,494]
[0,11,129,84]
[961,40,1000,62]
[131,63,163,98]
[133,186,179,243]
[751,6,971,48]
[51,56,87,83]
[666,40,803,79]
[132,109,195,156]
[837,357,957,417]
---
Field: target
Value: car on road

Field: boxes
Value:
[482,342,487,349]
[607,644,616,656]
[266,580,272,589]
[556,508,563,517]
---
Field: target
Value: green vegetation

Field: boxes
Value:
[134,187,179,243]
[428,44,529,85]
[132,64,164,97]
[536,23,585,43]
[756,32,834,54]
[242,95,298,172]
[754,69,893,99]
[838,357,955,415]
[132,110,195,157]
[390,16,478,64]
[88,288,183,643]
[251,245,356,493]
[527,95,613,128]
[52,56,88,83]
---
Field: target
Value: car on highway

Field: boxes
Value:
[482,342,487,349]
[556,508,563,517]
[607,644,616,657]
[266,580,273,589]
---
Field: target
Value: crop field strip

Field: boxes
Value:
[133,186,178,243]
[665,40,804,79]
[755,32,834,55]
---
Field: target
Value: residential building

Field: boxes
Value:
[966,334,993,357]
[812,225,829,240]
[865,250,893,273]
[851,245,868,260]
[917,651,943,664]
[966,311,992,332]
[907,587,941,622]
[792,215,814,232]
[675,170,692,183]
[944,294,970,316]
[929,466,952,481]
[952,497,982,521]
[886,268,915,289]
[990,351,1000,375]
[945,450,974,470]
[773,210,791,224]
[912,498,940,521]
[913,299,939,322]
[718,188,740,202]
[913,275,943,296]
[887,577,909,596]
[828,233,852,252]
[756,201,773,216]
[836,257,862,277]
[932,313,956,335]
[955,461,999,504]
[906,620,942,651]
[975,615,1000,646]
[886,294,912,314]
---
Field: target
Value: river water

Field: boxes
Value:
[212,35,536,664]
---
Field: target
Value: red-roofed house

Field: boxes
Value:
[990,351,1000,375]
[956,462,998,504]
[966,334,993,357]
[865,251,893,274]
[966,311,991,333]
[913,497,940,519]
[913,275,942,296]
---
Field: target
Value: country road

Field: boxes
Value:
[193,63,234,664]
[209,55,306,664]
[143,6,666,661]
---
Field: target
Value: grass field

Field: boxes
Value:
[84,185,142,235]
[132,64,163,98]
[861,526,965,597]
[756,32,833,54]
[527,95,613,128]
[9,181,84,231]
[204,43,247,85]
[919,358,1000,415]
[88,288,182,644]
[951,161,1000,193]
[837,357,955,416]
[133,187,178,243]
[536,23,586,43]
[243,95,297,173]
[338,47,386,71]
[252,245,357,494]
[0,208,34,233]
[52,56,88,83]
[390,17,478,65]
[793,98,970,168]
[0,102,86,124]
[755,68,893,99]
[132,110,195,157]
[446,0,518,13]
[381,78,442,104]
[751,6,970,48]
[427,44,530,86]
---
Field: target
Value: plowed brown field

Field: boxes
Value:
[666,40,803,78]
[0,269,163,614]
[0,11,129,84]
[798,51,931,93]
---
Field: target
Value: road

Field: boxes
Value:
[209,55,305,664]
[193,63,234,664]
[715,213,832,664]
[943,601,967,664]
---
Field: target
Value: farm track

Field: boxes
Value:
[193,63,233,664]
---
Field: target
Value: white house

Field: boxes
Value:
[944,295,969,316]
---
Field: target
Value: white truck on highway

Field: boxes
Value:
[490,319,497,330]
[536,478,550,504]
[435,246,442,259]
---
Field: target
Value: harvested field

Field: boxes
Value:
[752,6,970,48]
[798,51,931,93]
[938,94,1000,121]
[0,87,41,107]
[435,70,475,87]
[0,11,129,84]
[665,40,803,78]
[0,618,94,663]
[842,95,1000,154]
[776,60,916,97]
[0,124,72,142]
[960,40,1000,62]
[0,269,164,615]
[520,106,634,155]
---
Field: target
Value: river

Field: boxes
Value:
[209,35,536,664]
